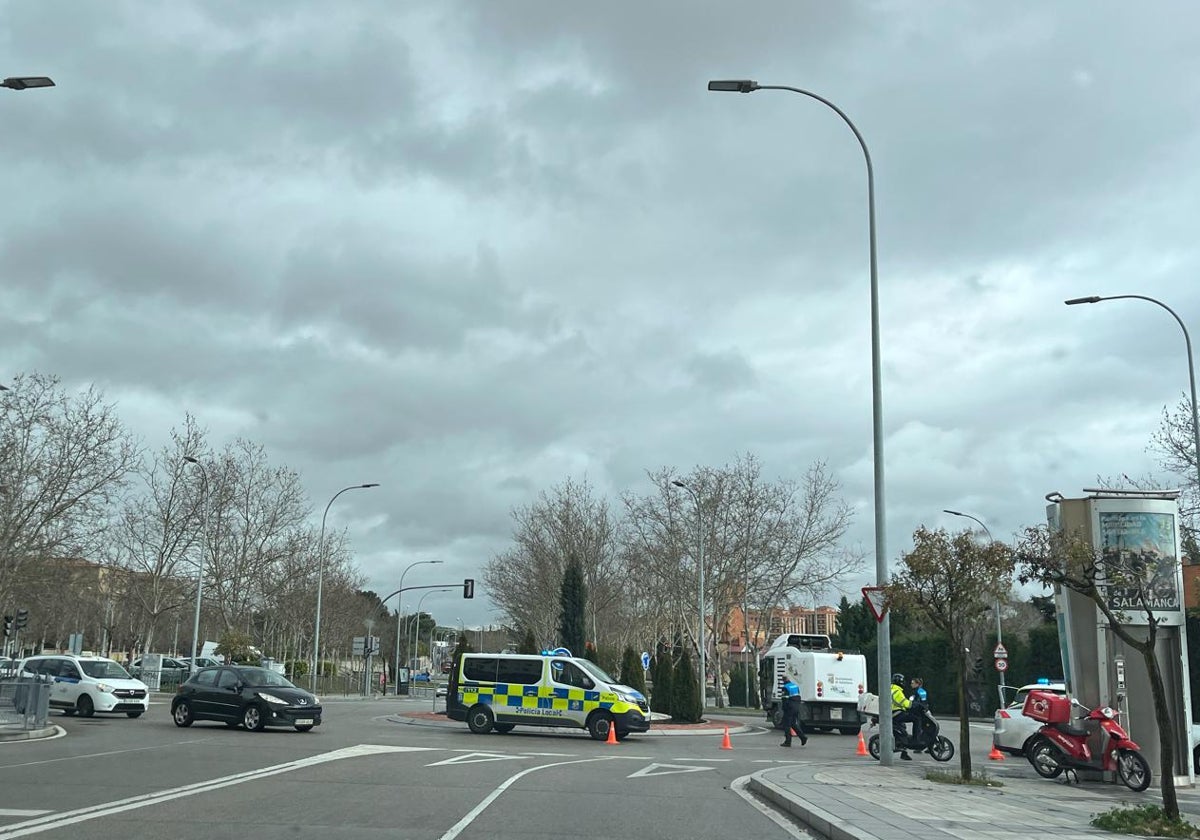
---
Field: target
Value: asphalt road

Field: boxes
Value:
[0,696,833,840]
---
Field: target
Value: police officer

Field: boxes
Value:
[780,678,808,747]
[890,672,914,760]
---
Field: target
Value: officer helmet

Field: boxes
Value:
[892,673,904,684]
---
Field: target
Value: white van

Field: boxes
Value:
[19,655,149,718]
[448,651,651,741]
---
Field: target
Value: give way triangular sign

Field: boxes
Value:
[862,586,888,623]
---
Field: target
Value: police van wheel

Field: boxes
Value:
[587,712,614,741]
[494,723,515,734]
[467,705,495,734]
[771,707,784,729]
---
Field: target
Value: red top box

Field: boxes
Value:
[1023,690,1071,724]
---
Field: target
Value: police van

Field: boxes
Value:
[448,649,651,741]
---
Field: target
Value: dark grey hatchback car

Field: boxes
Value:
[171,666,322,732]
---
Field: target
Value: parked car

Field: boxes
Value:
[17,654,149,718]
[992,680,1069,755]
[130,656,190,675]
[171,665,322,732]
[179,656,222,671]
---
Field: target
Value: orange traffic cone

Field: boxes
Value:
[720,727,733,750]
[988,743,1005,761]
[606,724,618,745]
[856,731,868,756]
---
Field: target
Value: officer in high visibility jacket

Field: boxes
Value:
[890,673,914,760]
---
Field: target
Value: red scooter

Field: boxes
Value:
[1023,690,1150,792]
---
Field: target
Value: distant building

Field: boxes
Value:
[722,604,839,658]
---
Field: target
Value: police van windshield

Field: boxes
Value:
[80,660,132,680]
[576,659,617,685]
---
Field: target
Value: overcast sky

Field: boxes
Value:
[3,2,1198,629]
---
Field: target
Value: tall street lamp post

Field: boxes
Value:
[1066,295,1200,500]
[671,479,707,711]
[312,483,379,691]
[411,588,454,673]
[393,560,444,694]
[943,509,1006,704]
[708,78,891,759]
[183,457,209,674]
[2,77,55,92]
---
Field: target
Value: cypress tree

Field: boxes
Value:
[652,650,673,718]
[673,646,701,723]
[557,555,587,656]
[619,646,646,694]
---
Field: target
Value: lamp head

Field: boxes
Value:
[1065,296,1102,305]
[183,456,199,464]
[361,483,380,488]
[671,479,687,488]
[943,509,961,516]
[707,79,758,93]
[2,76,55,91]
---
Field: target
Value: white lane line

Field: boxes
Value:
[0,812,49,818]
[731,774,811,839]
[0,738,213,770]
[0,745,432,839]
[438,757,617,840]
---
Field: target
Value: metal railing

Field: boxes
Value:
[0,674,52,730]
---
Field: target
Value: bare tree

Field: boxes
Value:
[0,373,139,613]
[887,526,1014,781]
[1016,524,1176,817]
[200,439,310,632]
[484,477,623,647]
[624,456,861,706]
[107,417,208,651]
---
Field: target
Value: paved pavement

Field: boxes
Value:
[749,760,1200,840]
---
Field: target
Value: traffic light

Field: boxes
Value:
[463,578,475,599]
[2,615,12,638]
[15,608,28,629]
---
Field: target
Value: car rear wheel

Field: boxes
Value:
[467,705,494,734]
[242,704,266,732]
[77,695,95,718]
[172,701,193,727]
[126,711,143,718]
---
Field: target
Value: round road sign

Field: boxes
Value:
[995,658,1008,672]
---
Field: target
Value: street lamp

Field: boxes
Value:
[708,78,890,756]
[671,479,707,711]
[411,588,454,673]
[182,457,210,674]
[312,483,379,691]
[1066,295,1200,503]
[943,509,1006,704]
[2,77,54,91]
[393,559,444,693]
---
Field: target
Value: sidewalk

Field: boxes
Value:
[750,760,1200,840]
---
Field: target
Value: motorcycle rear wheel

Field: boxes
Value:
[1116,749,1151,792]
[930,736,955,762]
[1027,737,1064,779]
[867,734,881,760]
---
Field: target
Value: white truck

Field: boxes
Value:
[759,633,868,735]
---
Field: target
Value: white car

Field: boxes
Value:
[19,655,150,718]
[992,680,1067,755]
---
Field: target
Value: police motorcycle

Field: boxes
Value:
[858,689,955,762]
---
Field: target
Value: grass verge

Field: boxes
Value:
[924,769,1002,787]
[1091,805,1200,838]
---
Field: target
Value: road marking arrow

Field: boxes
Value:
[426,752,527,767]
[627,763,714,778]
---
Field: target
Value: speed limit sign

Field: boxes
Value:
[995,659,1008,672]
